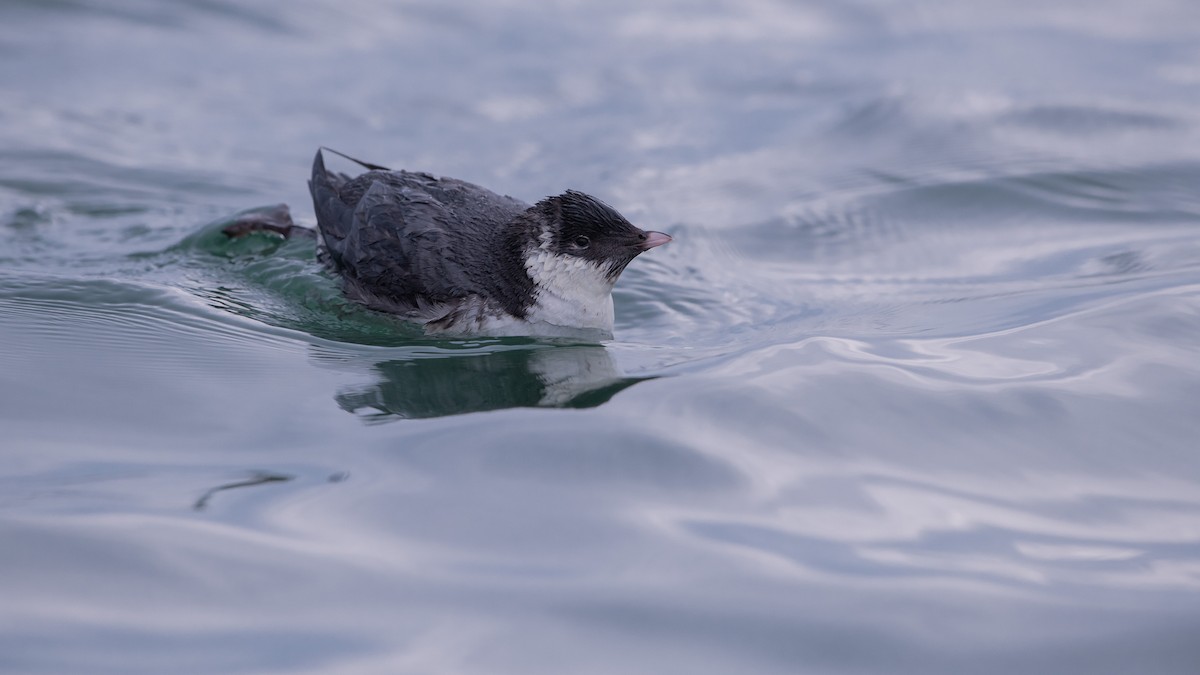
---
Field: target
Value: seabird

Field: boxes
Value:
[307,148,671,337]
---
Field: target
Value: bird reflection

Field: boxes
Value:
[334,344,651,421]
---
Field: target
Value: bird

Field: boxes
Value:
[307,148,671,337]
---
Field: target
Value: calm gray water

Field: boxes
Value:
[3,1,1200,673]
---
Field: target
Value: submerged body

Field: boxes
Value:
[307,149,670,337]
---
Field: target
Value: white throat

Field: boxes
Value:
[523,247,616,333]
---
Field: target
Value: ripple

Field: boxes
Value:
[0,272,305,374]
[0,149,261,203]
[1000,104,1182,134]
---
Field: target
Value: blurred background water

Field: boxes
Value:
[3,1,1200,673]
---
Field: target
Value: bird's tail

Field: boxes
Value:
[307,147,393,269]
[308,149,357,260]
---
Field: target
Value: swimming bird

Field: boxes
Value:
[307,148,671,337]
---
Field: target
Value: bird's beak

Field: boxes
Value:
[638,231,672,250]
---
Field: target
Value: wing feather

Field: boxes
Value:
[307,148,534,320]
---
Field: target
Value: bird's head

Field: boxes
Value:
[531,190,671,284]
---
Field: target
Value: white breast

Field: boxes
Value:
[522,248,616,333]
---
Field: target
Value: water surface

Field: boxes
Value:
[3,1,1200,673]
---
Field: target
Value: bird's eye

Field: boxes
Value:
[573,235,590,249]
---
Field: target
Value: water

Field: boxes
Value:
[3,1,1200,672]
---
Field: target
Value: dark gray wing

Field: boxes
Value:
[352,181,486,301]
[308,149,530,314]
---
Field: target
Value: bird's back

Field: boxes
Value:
[308,150,531,317]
